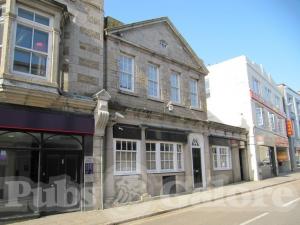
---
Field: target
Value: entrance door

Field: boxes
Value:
[239,149,244,181]
[269,148,277,176]
[192,148,202,188]
[41,151,82,214]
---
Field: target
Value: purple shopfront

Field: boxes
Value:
[0,104,94,219]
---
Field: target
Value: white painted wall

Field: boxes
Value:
[207,55,288,180]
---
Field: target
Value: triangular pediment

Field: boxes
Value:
[106,17,208,74]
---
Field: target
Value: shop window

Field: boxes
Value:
[146,142,156,171]
[0,149,39,216]
[212,146,232,170]
[13,7,52,78]
[43,134,82,150]
[114,139,140,175]
[145,142,183,173]
[0,132,40,149]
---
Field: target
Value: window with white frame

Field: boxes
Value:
[146,142,156,171]
[118,54,134,92]
[13,7,52,77]
[160,143,174,170]
[212,146,232,170]
[145,142,183,172]
[147,63,160,98]
[189,79,199,108]
[170,72,180,103]
[0,6,4,64]
[177,144,183,170]
[287,95,294,113]
[275,95,281,109]
[252,78,260,95]
[268,112,276,131]
[115,139,139,174]
[263,87,271,102]
[205,78,210,98]
[255,105,264,127]
[277,117,284,135]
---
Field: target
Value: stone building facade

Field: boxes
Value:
[103,17,248,207]
[0,0,109,219]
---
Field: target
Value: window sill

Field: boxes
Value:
[147,97,164,103]
[2,72,57,88]
[213,168,232,171]
[146,170,185,174]
[190,106,204,112]
[114,172,141,176]
[172,102,186,108]
[118,89,139,97]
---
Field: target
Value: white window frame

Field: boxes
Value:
[12,6,53,80]
[118,54,134,92]
[268,112,276,132]
[146,142,157,172]
[252,77,260,95]
[263,87,271,102]
[170,72,181,104]
[189,78,199,108]
[145,141,184,173]
[147,63,160,98]
[212,146,232,171]
[275,95,281,109]
[113,139,140,175]
[255,105,264,127]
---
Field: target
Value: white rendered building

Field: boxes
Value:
[206,56,290,181]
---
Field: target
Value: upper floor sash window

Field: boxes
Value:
[118,54,134,92]
[13,7,52,78]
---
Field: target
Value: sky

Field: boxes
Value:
[104,0,300,91]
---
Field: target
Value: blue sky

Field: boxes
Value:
[104,0,300,91]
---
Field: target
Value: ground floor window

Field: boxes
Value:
[212,146,232,170]
[114,139,140,175]
[146,142,183,173]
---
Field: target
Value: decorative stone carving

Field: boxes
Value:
[93,89,111,136]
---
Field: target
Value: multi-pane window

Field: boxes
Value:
[147,64,159,98]
[287,95,294,113]
[146,142,183,172]
[263,87,271,102]
[212,146,232,170]
[189,79,199,108]
[177,144,183,170]
[0,6,4,64]
[160,143,174,170]
[115,139,139,174]
[13,7,51,77]
[277,117,284,135]
[255,105,264,127]
[275,95,281,109]
[268,112,276,132]
[118,54,134,92]
[205,78,210,98]
[170,72,180,103]
[252,78,260,95]
[146,142,156,171]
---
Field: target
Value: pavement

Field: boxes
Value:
[6,172,300,225]
[122,177,300,225]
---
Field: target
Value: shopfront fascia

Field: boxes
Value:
[0,104,94,219]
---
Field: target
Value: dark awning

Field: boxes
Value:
[0,104,94,135]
